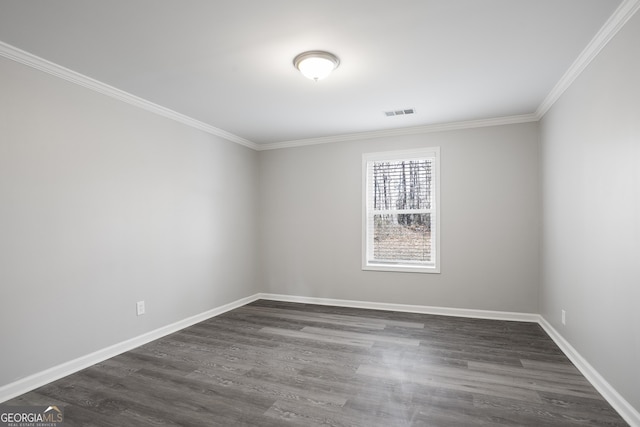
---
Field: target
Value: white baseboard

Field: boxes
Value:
[538,317,640,427]
[259,293,639,426]
[256,293,540,322]
[2,292,638,427]
[0,293,261,404]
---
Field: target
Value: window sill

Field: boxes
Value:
[362,263,440,274]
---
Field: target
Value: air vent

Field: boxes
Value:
[384,108,415,117]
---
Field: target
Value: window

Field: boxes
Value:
[362,147,440,273]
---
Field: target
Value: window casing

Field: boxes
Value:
[362,148,440,273]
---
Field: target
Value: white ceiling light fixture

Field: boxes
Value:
[293,51,340,82]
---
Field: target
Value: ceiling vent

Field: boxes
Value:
[384,108,415,117]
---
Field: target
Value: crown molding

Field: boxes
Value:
[251,0,640,152]
[256,113,538,151]
[0,41,260,151]
[2,0,637,152]
[536,0,640,118]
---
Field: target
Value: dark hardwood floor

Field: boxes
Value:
[4,300,628,426]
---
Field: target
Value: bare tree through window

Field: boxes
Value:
[371,159,433,263]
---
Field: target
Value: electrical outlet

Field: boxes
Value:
[136,301,145,316]
[561,309,566,325]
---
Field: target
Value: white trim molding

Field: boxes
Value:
[362,147,441,274]
[536,0,640,118]
[257,293,540,322]
[1,1,638,152]
[0,292,538,403]
[1,292,638,426]
[0,40,535,151]
[0,294,261,404]
[257,114,538,151]
[0,41,259,151]
[258,293,639,426]
[538,317,640,427]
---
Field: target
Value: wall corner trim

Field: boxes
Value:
[0,41,259,151]
[538,317,640,427]
[535,0,640,119]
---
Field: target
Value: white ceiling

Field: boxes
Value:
[0,0,623,146]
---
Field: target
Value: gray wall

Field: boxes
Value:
[4,10,637,415]
[259,123,540,313]
[0,56,260,387]
[539,11,640,411]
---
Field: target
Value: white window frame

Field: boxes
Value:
[362,147,440,273]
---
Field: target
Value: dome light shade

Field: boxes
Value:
[293,51,340,81]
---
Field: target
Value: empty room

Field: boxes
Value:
[0,1,638,426]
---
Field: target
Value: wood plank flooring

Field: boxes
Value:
[4,300,628,426]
